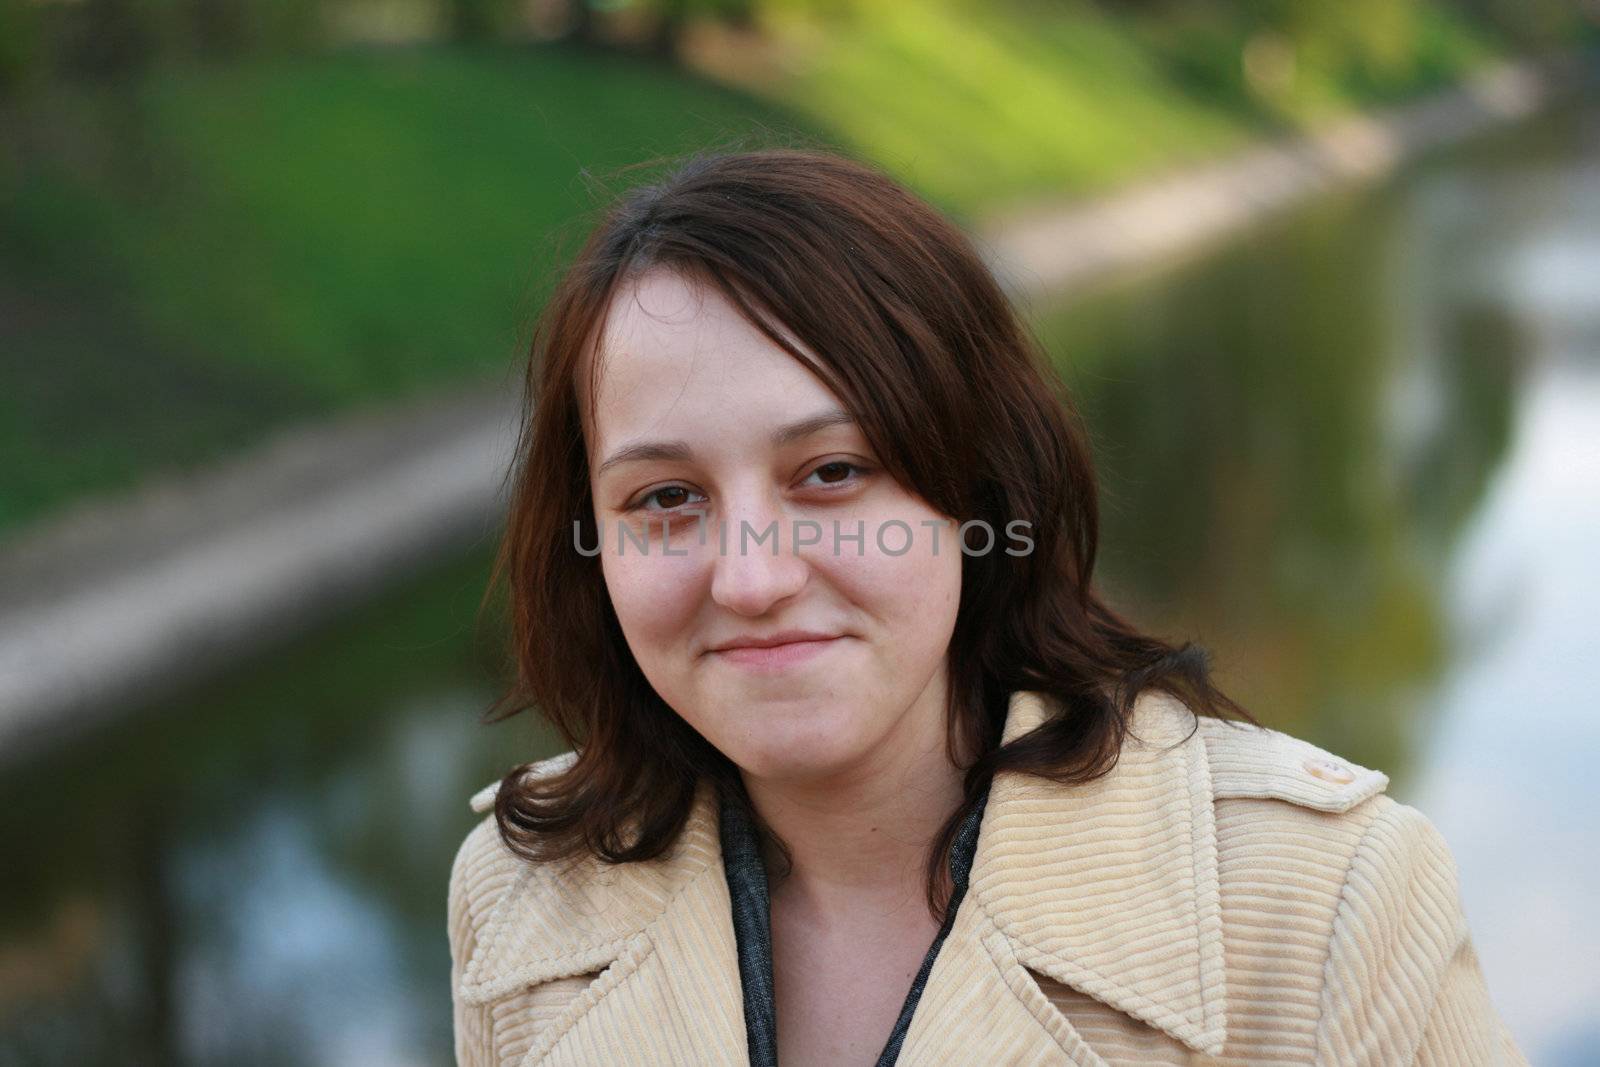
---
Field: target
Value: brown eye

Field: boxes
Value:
[805,461,869,489]
[816,462,852,483]
[632,485,705,512]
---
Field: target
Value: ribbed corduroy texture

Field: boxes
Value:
[449,691,1527,1066]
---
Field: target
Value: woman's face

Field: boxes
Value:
[585,268,963,783]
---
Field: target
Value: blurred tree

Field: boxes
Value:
[1094,0,1583,123]
[41,0,326,81]
[0,0,45,95]
[58,0,175,81]
[1472,0,1597,47]
[647,0,690,57]
[561,0,759,57]
[448,0,521,42]
[188,0,253,55]
[185,0,324,57]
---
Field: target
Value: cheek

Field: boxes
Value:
[600,551,703,653]
[829,519,963,639]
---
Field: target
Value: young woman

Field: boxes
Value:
[449,147,1523,1066]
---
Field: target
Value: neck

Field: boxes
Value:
[737,676,966,919]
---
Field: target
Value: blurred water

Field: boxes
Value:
[0,550,544,1065]
[1034,93,1600,1063]
[1401,123,1600,1064]
[2,97,1597,1066]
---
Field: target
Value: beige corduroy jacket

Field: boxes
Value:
[448,689,1526,1066]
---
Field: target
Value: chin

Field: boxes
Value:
[730,713,871,783]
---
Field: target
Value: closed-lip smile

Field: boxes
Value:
[709,629,842,653]
[707,627,844,668]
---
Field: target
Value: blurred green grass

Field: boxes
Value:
[0,0,1538,537]
[750,0,1502,220]
[0,45,818,532]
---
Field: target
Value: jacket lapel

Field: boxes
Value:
[956,688,1229,1058]
[518,850,751,1067]
[460,687,1227,1065]
[457,775,750,1066]
[890,688,1227,1065]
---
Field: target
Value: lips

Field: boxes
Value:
[709,630,842,653]
[709,634,846,670]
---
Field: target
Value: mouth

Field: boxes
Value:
[709,635,847,671]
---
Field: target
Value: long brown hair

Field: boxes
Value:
[480,141,1259,923]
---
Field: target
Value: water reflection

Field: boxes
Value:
[1402,101,1600,1066]
[1032,153,1493,774]
[0,552,557,1065]
[1031,95,1599,1062]
[3,97,1597,1066]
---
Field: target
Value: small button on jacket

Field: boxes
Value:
[448,689,1528,1066]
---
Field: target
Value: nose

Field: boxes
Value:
[708,494,811,617]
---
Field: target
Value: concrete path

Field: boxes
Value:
[978,50,1596,301]
[0,382,521,760]
[1,49,1592,760]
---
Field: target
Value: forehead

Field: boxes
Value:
[586,269,842,452]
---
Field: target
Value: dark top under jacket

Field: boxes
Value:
[718,779,991,1067]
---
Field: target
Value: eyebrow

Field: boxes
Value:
[595,408,859,479]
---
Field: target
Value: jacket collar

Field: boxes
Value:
[459,688,1226,1058]
[969,688,1227,1056]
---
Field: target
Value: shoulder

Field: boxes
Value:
[1186,715,1501,1055]
[1186,714,1430,932]
[1189,713,1411,886]
[1194,711,1465,901]
[464,749,579,818]
[446,750,588,1066]
[1192,714,1390,815]
[448,750,579,954]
